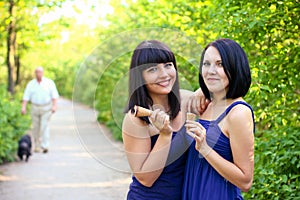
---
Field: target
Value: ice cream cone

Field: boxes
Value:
[134,105,153,117]
[186,112,197,132]
[186,112,197,121]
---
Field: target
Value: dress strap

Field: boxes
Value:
[215,101,255,132]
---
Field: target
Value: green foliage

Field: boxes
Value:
[92,52,129,141]
[0,87,30,164]
[250,129,300,199]
[214,0,300,132]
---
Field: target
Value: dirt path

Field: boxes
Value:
[0,98,131,200]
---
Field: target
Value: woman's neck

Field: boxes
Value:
[149,93,169,112]
[210,92,229,107]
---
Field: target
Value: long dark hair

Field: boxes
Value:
[125,40,181,124]
[199,38,251,100]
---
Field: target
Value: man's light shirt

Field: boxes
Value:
[23,77,59,105]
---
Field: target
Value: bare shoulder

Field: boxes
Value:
[122,112,150,139]
[123,112,147,127]
[228,103,253,122]
[226,102,254,134]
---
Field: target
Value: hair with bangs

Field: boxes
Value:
[125,40,180,124]
[199,38,251,100]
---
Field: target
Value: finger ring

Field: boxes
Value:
[193,134,196,139]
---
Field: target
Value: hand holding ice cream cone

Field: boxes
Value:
[133,105,170,121]
[186,112,197,132]
[133,105,171,134]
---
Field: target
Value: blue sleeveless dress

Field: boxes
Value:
[182,101,255,200]
[127,128,189,200]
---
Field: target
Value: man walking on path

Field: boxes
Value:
[21,66,59,153]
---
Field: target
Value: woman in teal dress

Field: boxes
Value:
[183,38,255,199]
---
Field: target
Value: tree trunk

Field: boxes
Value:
[15,54,20,85]
[7,0,17,94]
[15,41,20,86]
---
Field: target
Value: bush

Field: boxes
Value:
[0,87,31,164]
[244,127,300,199]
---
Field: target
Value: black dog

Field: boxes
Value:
[17,134,32,162]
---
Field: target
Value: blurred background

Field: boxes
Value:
[0,0,299,199]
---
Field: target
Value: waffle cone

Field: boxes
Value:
[186,112,197,121]
[186,112,196,132]
[134,106,153,117]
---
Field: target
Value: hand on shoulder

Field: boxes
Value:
[180,88,210,116]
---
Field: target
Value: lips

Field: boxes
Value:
[207,77,219,81]
[156,79,171,87]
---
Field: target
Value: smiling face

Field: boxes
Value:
[202,46,229,95]
[127,40,181,122]
[142,62,176,96]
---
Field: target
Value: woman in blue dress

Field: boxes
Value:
[122,40,206,199]
[184,38,255,200]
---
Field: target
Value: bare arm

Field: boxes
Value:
[52,98,57,113]
[22,82,30,115]
[122,110,172,187]
[180,89,194,115]
[185,105,254,192]
[21,100,28,115]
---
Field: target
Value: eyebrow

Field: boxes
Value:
[203,59,222,62]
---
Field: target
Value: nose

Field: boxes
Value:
[207,64,217,74]
[159,66,168,77]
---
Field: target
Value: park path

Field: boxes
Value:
[0,98,131,200]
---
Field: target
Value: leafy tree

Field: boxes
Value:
[1,0,65,94]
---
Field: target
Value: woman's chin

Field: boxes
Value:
[151,89,172,95]
[159,90,173,95]
[146,83,175,96]
[207,86,227,94]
